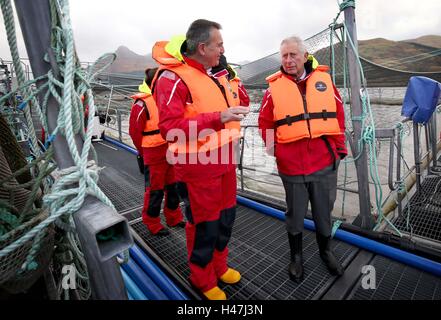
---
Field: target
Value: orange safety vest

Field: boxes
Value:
[130,92,166,148]
[152,41,241,154]
[267,67,342,144]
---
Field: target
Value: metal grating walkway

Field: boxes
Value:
[348,255,441,300]
[96,137,441,300]
[131,205,358,300]
[393,175,441,242]
[95,141,145,212]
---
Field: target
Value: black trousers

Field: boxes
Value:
[280,161,339,237]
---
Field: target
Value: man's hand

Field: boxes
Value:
[221,106,250,123]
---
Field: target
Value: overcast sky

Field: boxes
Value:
[1,0,440,64]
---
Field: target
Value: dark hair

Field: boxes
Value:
[144,68,158,87]
[185,19,222,56]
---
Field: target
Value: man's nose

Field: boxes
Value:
[286,55,295,63]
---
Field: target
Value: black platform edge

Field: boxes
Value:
[321,250,375,300]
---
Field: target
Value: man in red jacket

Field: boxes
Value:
[153,20,249,300]
[258,36,347,282]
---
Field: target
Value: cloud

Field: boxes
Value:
[0,0,440,64]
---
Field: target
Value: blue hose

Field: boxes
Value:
[102,134,138,155]
[237,195,441,278]
[130,245,189,300]
[121,268,148,300]
[121,258,169,300]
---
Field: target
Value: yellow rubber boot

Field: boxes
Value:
[219,268,241,284]
[203,286,227,300]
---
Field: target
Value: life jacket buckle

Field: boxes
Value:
[322,109,328,120]
[285,115,293,126]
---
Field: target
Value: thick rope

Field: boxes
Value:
[0,0,116,280]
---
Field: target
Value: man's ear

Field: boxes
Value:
[197,42,206,56]
[303,52,309,63]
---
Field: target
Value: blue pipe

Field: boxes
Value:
[102,134,138,155]
[130,245,189,300]
[237,195,441,278]
[121,258,170,300]
[121,268,148,300]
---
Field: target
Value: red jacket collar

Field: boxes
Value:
[183,55,207,74]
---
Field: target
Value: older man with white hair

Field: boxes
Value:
[258,36,347,282]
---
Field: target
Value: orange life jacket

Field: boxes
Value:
[266,68,342,144]
[152,41,241,154]
[130,92,166,148]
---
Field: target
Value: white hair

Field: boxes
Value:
[280,36,308,54]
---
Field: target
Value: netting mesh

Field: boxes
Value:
[237,27,345,89]
[237,26,441,88]
[0,115,54,292]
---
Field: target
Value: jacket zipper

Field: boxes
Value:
[210,76,231,108]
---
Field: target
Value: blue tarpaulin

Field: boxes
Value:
[402,76,441,124]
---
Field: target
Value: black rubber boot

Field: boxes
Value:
[156,228,170,236]
[173,221,186,228]
[288,232,304,283]
[316,233,344,276]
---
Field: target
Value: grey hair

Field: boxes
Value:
[185,19,222,56]
[280,36,308,54]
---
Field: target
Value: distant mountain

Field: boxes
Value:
[357,36,441,72]
[107,46,157,74]
[405,35,441,49]
[107,35,441,75]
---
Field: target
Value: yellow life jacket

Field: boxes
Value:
[266,67,342,143]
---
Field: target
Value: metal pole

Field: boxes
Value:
[430,115,441,174]
[117,109,122,142]
[396,128,403,216]
[105,84,114,125]
[14,0,131,300]
[343,6,375,229]
[413,123,421,192]
[239,127,247,191]
[425,125,431,176]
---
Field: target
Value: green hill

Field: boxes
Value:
[405,35,441,49]
[358,35,441,72]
